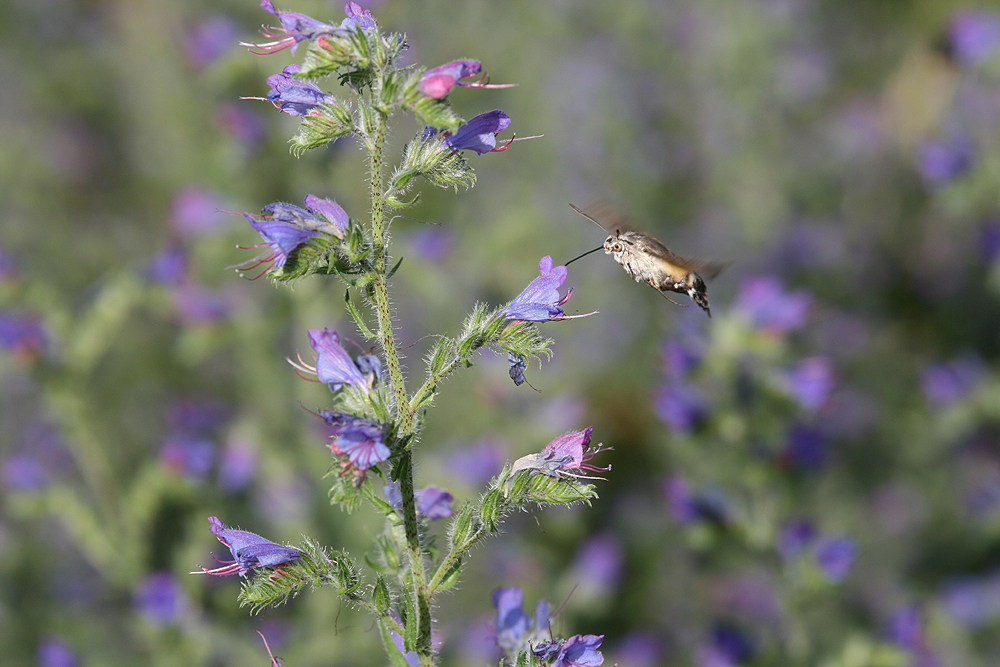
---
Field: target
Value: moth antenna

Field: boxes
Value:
[568,203,612,234]
[564,245,604,266]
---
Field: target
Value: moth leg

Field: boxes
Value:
[656,290,689,308]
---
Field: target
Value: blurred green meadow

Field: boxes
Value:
[4,0,1000,665]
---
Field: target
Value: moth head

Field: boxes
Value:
[603,232,627,255]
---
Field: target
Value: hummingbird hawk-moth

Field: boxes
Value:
[565,203,724,317]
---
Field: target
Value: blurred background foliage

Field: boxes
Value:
[4,0,1000,665]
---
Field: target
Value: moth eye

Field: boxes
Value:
[612,243,623,252]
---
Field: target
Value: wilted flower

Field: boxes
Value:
[505,256,594,322]
[509,427,610,484]
[243,0,339,55]
[318,409,390,470]
[290,328,378,394]
[193,516,301,576]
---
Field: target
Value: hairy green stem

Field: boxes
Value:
[367,104,433,665]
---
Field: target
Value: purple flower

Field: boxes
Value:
[734,276,812,335]
[218,442,257,492]
[698,625,752,667]
[653,382,706,433]
[662,339,701,381]
[447,437,506,485]
[291,328,374,394]
[167,398,230,435]
[172,285,231,325]
[516,427,610,481]
[2,454,49,491]
[776,516,816,558]
[146,246,188,286]
[193,516,301,576]
[244,0,338,55]
[419,60,483,98]
[441,110,514,154]
[492,586,550,654]
[160,433,216,481]
[0,312,46,358]
[339,1,377,31]
[505,255,594,322]
[218,103,267,149]
[917,137,972,185]
[781,357,835,412]
[949,10,1000,66]
[260,64,336,117]
[663,476,727,525]
[318,409,390,470]
[885,604,924,651]
[185,14,240,68]
[37,637,77,667]
[814,535,856,582]
[921,357,984,406]
[171,186,227,237]
[573,532,624,590]
[383,482,454,519]
[779,424,828,470]
[548,635,605,667]
[237,214,317,277]
[134,572,186,626]
[940,574,1000,627]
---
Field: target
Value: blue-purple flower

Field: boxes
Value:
[193,516,301,576]
[37,637,77,667]
[921,357,984,407]
[146,246,188,286]
[256,64,336,117]
[653,382,706,433]
[493,586,550,654]
[776,516,816,558]
[291,328,379,394]
[814,535,857,582]
[733,276,812,335]
[778,424,828,470]
[949,10,1000,66]
[443,110,513,154]
[0,312,47,359]
[697,624,752,667]
[134,572,186,626]
[185,15,240,68]
[339,1,377,31]
[244,0,339,55]
[537,634,605,667]
[505,256,594,322]
[781,356,835,412]
[419,60,483,98]
[160,433,216,482]
[510,427,610,485]
[383,482,454,519]
[917,136,973,186]
[236,214,317,278]
[318,409,390,470]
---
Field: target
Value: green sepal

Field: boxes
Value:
[344,290,376,339]
[447,501,480,550]
[403,590,418,653]
[386,192,420,209]
[435,556,462,591]
[391,131,476,193]
[373,576,392,613]
[298,28,373,82]
[290,100,354,156]
[479,487,507,533]
[427,337,458,378]
[387,256,404,279]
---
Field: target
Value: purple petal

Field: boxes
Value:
[308,328,368,392]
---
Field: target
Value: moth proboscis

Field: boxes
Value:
[565,203,726,317]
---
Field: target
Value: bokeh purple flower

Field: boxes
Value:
[185,14,240,68]
[171,186,227,238]
[2,454,49,491]
[573,532,624,590]
[814,535,856,582]
[493,586,550,655]
[37,637,77,667]
[949,10,1000,66]
[921,357,984,407]
[781,356,835,412]
[697,624,752,667]
[917,136,973,186]
[146,246,187,286]
[779,424,828,470]
[654,382,706,433]
[160,433,216,482]
[733,276,812,335]
[776,516,816,558]
[134,572,186,626]
[0,312,47,358]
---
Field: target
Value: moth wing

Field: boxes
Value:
[631,234,728,279]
